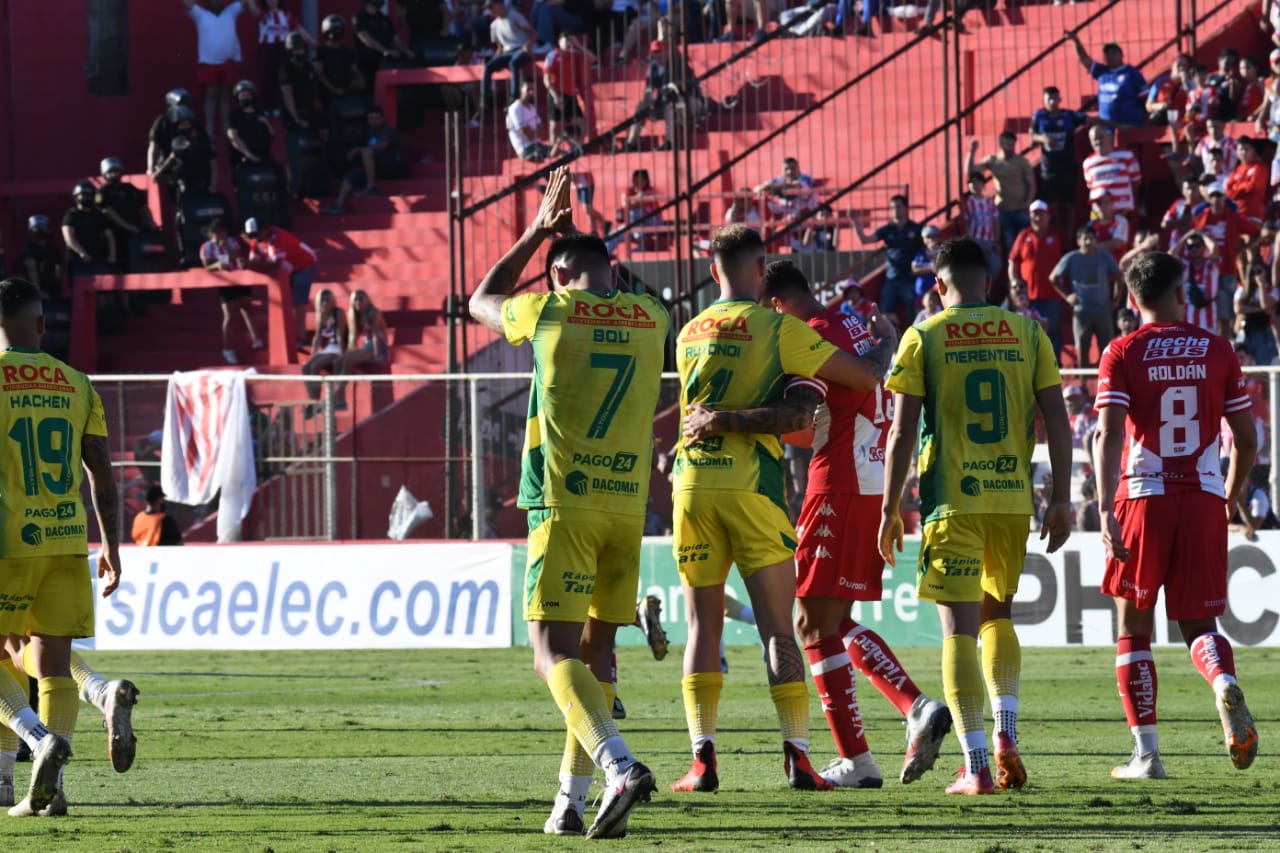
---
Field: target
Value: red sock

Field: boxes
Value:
[841,620,920,716]
[804,635,869,758]
[1116,634,1158,728]
[1189,631,1237,687]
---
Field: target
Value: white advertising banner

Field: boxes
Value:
[88,543,513,651]
[1015,532,1280,647]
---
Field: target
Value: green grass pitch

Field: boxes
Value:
[15,645,1280,852]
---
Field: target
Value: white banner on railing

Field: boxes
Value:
[1013,533,1280,647]
[88,543,512,650]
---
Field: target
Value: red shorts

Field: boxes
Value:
[1103,490,1228,620]
[196,61,239,87]
[795,492,884,601]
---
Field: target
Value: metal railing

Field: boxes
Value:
[92,364,1280,543]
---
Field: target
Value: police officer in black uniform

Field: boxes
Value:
[96,157,161,272]
[227,80,278,172]
[156,106,218,202]
[62,182,117,277]
[314,14,366,110]
[19,216,63,300]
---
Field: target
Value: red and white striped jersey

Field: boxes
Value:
[963,194,999,243]
[1096,322,1249,500]
[1195,134,1238,174]
[787,307,891,496]
[1082,149,1142,213]
[1174,253,1221,333]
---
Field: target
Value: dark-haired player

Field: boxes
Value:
[880,238,1074,795]
[0,277,124,815]
[1095,252,1258,780]
[670,225,893,794]
[760,260,950,789]
[470,168,665,839]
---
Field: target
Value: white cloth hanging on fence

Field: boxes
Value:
[161,370,257,542]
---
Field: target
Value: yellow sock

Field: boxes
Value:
[980,618,1022,739]
[942,634,985,737]
[547,660,618,767]
[681,672,723,747]
[38,677,78,746]
[559,681,611,777]
[769,681,810,748]
[0,663,21,754]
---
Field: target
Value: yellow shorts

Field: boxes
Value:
[524,507,643,625]
[0,555,96,638]
[672,489,797,588]
[916,514,1031,604]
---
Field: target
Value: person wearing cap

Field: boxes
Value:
[1255,49,1280,142]
[1009,200,1066,358]
[966,132,1035,257]
[1194,181,1260,324]
[1225,136,1269,222]
[1087,189,1129,264]
[1030,85,1091,232]
[1050,223,1121,367]
[1064,33,1147,127]
[1082,125,1141,216]
[95,157,159,271]
[18,216,63,300]
[61,182,117,277]
[132,485,183,547]
[241,217,318,349]
[1170,229,1224,336]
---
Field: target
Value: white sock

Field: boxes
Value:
[784,737,810,754]
[593,736,635,782]
[961,729,988,774]
[0,750,14,783]
[1212,673,1238,694]
[9,710,49,753]
[993,696,1019,743]
[80,673,109,711]
[1132,724,1159,755]
[691,735,715,755]
[556,772,591,816]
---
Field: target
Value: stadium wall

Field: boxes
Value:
[83,534,1280,650]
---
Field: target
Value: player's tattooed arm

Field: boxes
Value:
[82,434,120,549]
[682,386,820,442]
[470,166,576,334]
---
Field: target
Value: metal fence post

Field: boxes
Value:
[323,376,337,541]
[1271,370,1279,512]
[470,377,484,541]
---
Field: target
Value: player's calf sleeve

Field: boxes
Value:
[558,681,613,778]
[980,618,1021,740]
[1116,635,1158,751]
[769,681,811,751]
[546,660,627,774]
[0,661,48,752]
[804,636,869,758]
[38,677,78,747]
[841,619,920,716]
[681,672,723,751]
[1188,631,1237,691]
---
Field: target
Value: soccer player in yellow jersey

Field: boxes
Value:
[670,225,896,793]
[879,238,1073,795]
[470,169,667,839]
[0,276,124,816]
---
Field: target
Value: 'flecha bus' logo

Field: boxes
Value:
[996,455,1018,473]
[56,501,77,520]
[960,476,982,497]
[20,524,42,547]
[565,471,590,497]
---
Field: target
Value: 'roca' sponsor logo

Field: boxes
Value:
[20,524,42,547]
[565,471,590,497]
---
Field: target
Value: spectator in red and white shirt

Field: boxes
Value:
[543,32,595,153]
[1196,118,1238,174]
[1225,136,1270,222]
[180,0,259,139]
[1194,181,1260,303]
[1083,125,1142,216]
[253,0,312,116]
[1170,230,1224,334]
[1089,190,1131,264]
[1163,176,1203,250]
[960,171,1000,275]
[242,216,318,348]
[1145,54,1191,126]
[1008,200,1068,358]
[1238,56,1266,122]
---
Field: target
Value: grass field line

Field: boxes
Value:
[142,679,444,699]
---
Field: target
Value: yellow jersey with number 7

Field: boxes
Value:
[673,298,837,495]
[885,303,1060,522]
[0,348,107,558]
[503,289,669,516]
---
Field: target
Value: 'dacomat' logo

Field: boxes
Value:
[960,476,982,497]
[565,471,590,497]
[20,524,42,547]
